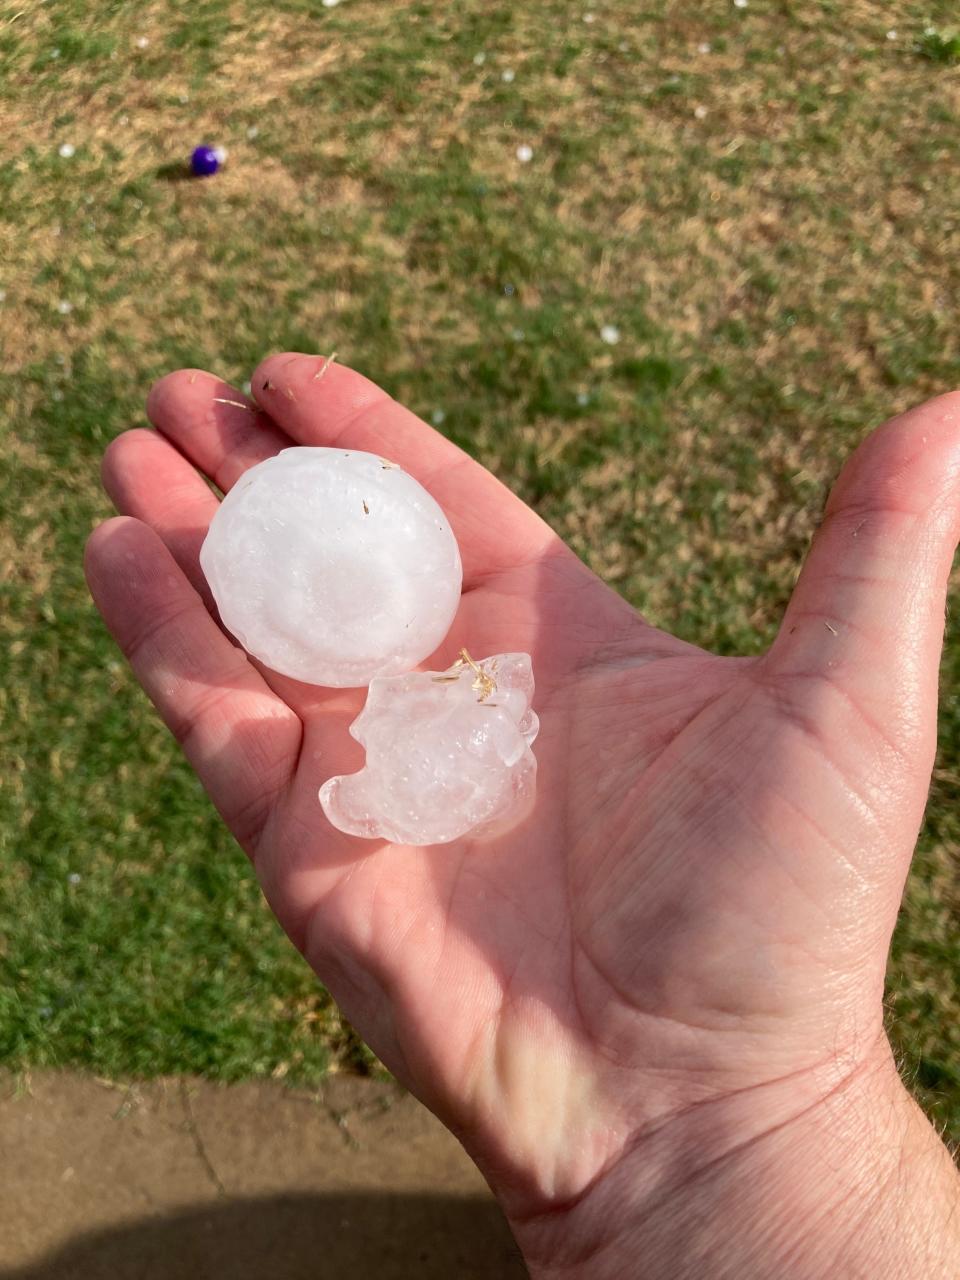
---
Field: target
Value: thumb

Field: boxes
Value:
[762,391,960,774]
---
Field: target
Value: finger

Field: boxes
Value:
[146,371,292,492]
[102,428,219,601]
[251,352,562,588]
[100,428,347,716]
[763,390,960,769]
[84,516,302,855]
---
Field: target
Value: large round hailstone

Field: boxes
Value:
[200,448,463,687]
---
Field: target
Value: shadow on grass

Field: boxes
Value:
[155,161,201,183]
[1,1192,527,1279]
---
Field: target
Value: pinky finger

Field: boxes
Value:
[84,517,302,856]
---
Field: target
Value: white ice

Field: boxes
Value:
[200,448,463,687]
[319,652,539,845]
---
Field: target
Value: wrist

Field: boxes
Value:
[506,1040,960,1279]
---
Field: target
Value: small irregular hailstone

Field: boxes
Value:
[885,29,897,40]
[600,323,621,345]
[501,68,516,82]
[135,35,150,48]
[58,143,76,158]
[516,143,534,163]
[320,652,539,845]
[56,299,73,314]
[694,105,708,119]
[201,448,463,687]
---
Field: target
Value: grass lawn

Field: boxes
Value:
[1,1,959,1134]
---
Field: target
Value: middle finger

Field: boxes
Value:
[147,370,292,490]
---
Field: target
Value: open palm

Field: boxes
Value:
[86,354,960,1224]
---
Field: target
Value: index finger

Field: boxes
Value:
[251,352,562,588]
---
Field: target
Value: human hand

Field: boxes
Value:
[86,356,960,1276]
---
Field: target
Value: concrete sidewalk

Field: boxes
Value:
[0,1072,527,1278]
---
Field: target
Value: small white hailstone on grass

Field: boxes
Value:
[58,143,76,158]
[319,653,539,845]
[694,104,708,119]
[68,873,81,885]
[473,51,487,66]
[576,391,590,406]
[56,300,73,315]
[52,390,64,402]
[178,93,190,104]
[698,41,712,53]
[246,125,259,139]
[886,29,897,40]
[135,35,150,49]
[431,408,446,426]
[516,143,534,162]
[201,448,463,687]
[212,146,228,164]
[50,48,60,59]
[322,0,341,7]
[733,0,748,8]
[583,12,596,23]
[501,68,515,82]
[511,328,525,341]
[600,323,621,344]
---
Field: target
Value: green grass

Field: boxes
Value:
[1,0,959,1133]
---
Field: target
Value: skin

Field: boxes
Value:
[86,354,960,1276]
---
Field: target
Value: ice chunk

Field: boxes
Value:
[200,448,463,686]
[319,652,539,845]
